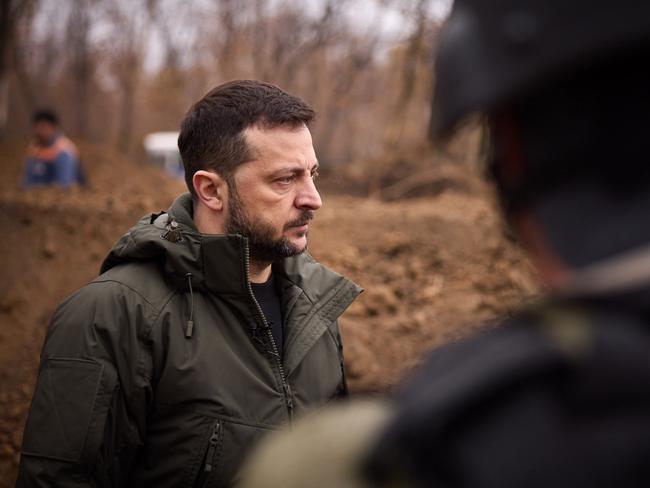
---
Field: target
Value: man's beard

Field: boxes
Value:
[225,183,314,264]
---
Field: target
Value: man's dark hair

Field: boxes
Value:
[32,109,59,126]
[178,80,315,196]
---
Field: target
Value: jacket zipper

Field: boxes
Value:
[243,244,294,420]
[204,421,221,474]
[195,420,222,488]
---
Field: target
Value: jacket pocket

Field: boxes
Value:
[193,419,224,488]
[21,357,118,463]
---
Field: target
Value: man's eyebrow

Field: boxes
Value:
[269,162,319,175]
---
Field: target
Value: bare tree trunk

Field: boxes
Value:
[116,76,136,154]
[0,0,14,137]
[317,42,376,165]
[68,0,92,138]
[104,1,148,154]
[11,38,36,112]
[0,0,37,137]
[0,72,8,137]
[116,46,140,154]
[217,0,239,78]
[385,0,429,148]
[251,0,270,80]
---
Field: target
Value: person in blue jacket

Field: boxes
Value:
[23,109,85,188]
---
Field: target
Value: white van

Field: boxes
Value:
[143,132,183,177]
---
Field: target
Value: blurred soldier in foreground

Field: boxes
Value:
[23,109,85,188]
[240,0,650,486]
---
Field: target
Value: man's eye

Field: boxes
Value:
[276,176,294,184]
[311,171,319,181]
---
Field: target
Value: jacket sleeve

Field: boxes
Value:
[16,282,154,487]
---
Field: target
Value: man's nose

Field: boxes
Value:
[295,177,322,210]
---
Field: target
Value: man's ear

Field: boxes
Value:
[193,170,228,211]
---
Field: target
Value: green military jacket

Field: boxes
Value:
[18,193,361,487]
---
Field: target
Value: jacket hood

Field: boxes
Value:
[101,193,361,302]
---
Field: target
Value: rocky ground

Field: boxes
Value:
[0,140,539,485]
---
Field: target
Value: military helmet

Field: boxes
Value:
[430,0,650,138]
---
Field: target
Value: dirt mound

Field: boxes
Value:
[0,141,539,486]
[311,190,539,392]
[0,142,186,483]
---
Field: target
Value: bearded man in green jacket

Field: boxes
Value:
[17,80,361,488]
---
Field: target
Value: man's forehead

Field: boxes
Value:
[242,124,316,166]
[244,123,310,144]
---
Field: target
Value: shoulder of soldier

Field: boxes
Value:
[394,309,560,413]
[364,301,650,485]
[366,302,650,488]
[394,300,649,421]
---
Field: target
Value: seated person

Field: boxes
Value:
[23,109,85,188]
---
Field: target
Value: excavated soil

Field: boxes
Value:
[0,141,539,485]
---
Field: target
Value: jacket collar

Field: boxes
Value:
[101,192,361,308]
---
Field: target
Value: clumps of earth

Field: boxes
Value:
[0,140,539,486]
